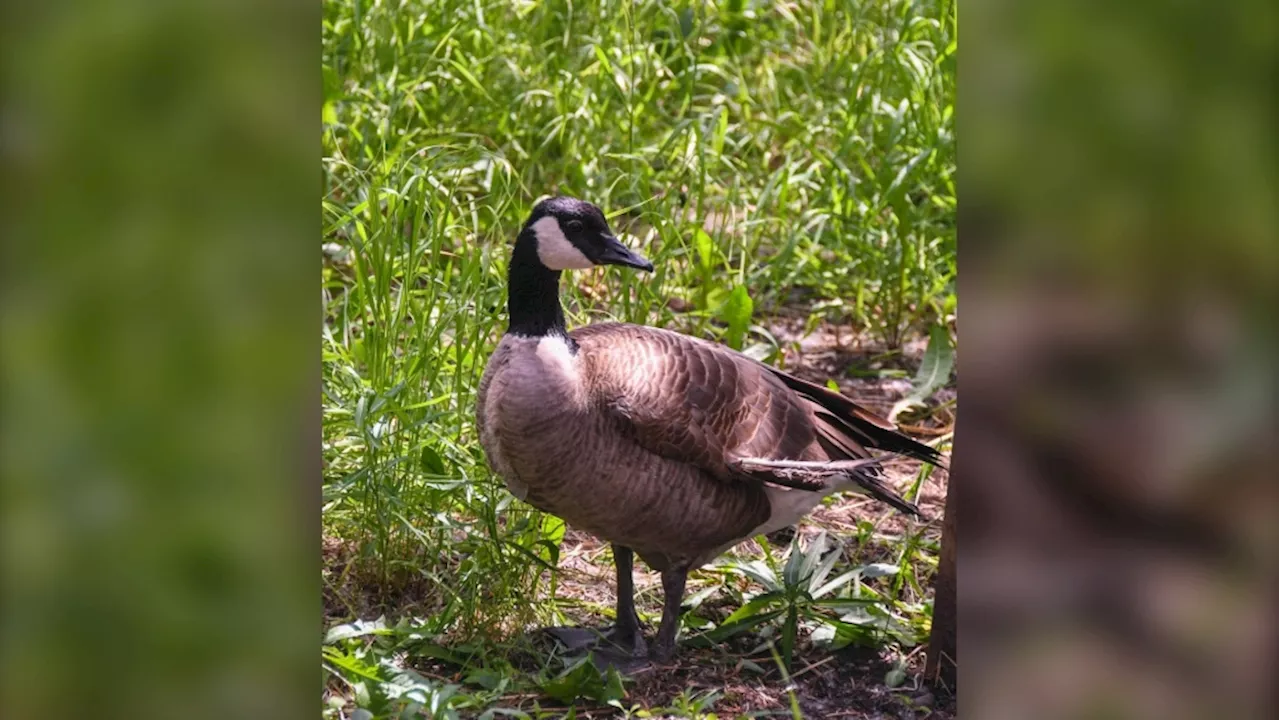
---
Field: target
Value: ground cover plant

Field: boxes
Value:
[323,0,955,716]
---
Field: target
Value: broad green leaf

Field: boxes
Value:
[781,535,806,589]
[540,514,565,544]
[718,285,753,350]
[743,340,777,363]
[694,229,715,270]
[602,667,626,703]
[701,607,786,642]
[678,7,695,37]
[807,536,844,594]
[796,532,827,591]
[684,582,722,609]
[860,562,901,579]
[353,680,372,710]
[323,647,386,683]
[882,147,932,208]
[812,568,863,599]
[383,668,446,702]
[499,537,558,572]
[536,514,566,564]
[911,324,956,399]
[419,445,446,475]
[890,323,954,421]
[407,642,467,666]
[539,658,600,703]
[729,559,779,590]
[712,106,729,156]
[809,621,836,646]
[722,590,785,626]
[323,64,342,104]
[539,656,626,704]
[705,285,730,311]
[325,617,391,644]
[464,668,506,691]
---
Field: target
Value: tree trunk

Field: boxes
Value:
[926,471,957,691]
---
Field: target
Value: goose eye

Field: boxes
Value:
[565,219,584,233]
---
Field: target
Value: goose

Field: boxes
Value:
[476,196,944,668]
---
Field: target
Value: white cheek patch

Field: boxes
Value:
[532,216,594,270]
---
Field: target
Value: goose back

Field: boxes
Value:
[572,323,836,471]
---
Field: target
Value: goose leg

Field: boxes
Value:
[650,565,688,664]
[609,545,646,655]
[545,545,649,672]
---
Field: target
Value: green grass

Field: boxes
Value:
[323,0,955,716]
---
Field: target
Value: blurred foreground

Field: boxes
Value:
[960,0,1276,717]
[0,0,1273,719]
[1,2,316,719]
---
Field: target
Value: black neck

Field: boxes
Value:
[506,228,570,339]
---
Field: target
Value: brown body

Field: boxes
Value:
[478,196,940,665]
[476,322,935,571]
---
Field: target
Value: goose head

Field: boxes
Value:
[520,196,654,273]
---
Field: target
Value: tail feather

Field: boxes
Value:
[729,456,925,519]
[765,365,946,468]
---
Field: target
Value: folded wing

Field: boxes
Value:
[571,323,940,517]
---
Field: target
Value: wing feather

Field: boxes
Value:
[763,365,945,467]
[571,322,940,509]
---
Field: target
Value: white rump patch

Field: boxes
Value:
[532,216,593,270]
[753,486,833,537]
[703,482,845,563]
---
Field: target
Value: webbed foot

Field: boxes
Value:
[544,624,652,674]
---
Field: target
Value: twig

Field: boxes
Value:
[899,422,954,437]
[789,654,836,680]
